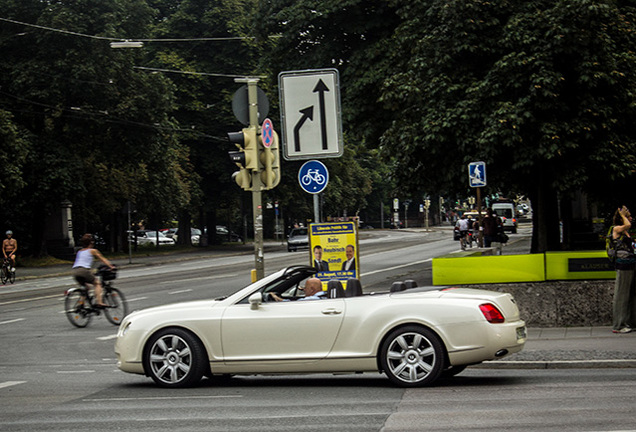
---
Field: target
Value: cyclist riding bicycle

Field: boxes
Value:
[457,216,470,249]
[2,230,17,272]
[72,233,115,308]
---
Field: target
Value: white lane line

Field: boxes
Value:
[169,289,193,295]
[97,334,118,341]
[0,294,61,306]
[83,395,243,402]
[361,258,432,277]
[0,381,26,389]
[127,296,147,302]
[0,318,25,325]
[56,370,95,374]
[159,273,239,285]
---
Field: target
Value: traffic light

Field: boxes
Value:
[260,130,280,190]
[227,126,258,171]
[228,126,258,191]
[232,168,251,190]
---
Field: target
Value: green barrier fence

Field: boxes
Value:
[432,250,615,285]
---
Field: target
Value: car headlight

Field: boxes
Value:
[117,321,132,337]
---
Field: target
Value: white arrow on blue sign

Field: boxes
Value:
[298,160,329,194]
[468,161,487,187]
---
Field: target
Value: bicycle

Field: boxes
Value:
[1,258,15,284]
[64,265,128,328]
[301,169,326,186]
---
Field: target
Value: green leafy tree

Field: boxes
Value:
[255,0,400,225]
[0,0,198,254]
[381,0,636,251]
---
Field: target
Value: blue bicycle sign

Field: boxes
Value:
[298,160,329,194]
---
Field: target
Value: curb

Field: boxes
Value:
[475,359,636,369]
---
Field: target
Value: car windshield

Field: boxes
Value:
[290,228,307,237]
[495,209,513,218]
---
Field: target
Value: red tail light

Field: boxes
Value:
[479,303,505,323]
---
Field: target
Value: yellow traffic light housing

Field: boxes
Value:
[260,130,280,190]
[228,127,259,191]
[228,126,258,171]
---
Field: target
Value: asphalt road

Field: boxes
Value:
[2,227,636,431]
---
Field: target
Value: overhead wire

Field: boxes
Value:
[0,17,252,42]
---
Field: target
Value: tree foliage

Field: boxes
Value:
[381,0,636,251]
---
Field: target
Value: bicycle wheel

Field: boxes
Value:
[104,287,128,326]
[8,268,15,284]
[0,266,7,284]
[65,290,92,328]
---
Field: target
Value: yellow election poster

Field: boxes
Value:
[308,221,359,286]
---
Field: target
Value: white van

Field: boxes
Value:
[492,202,517,233]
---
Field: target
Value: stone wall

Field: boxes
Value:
[466,280,614,327]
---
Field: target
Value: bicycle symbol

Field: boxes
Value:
[301,169,326,186]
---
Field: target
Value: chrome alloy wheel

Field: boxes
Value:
[149,334,193,385]
[380,326,444,387]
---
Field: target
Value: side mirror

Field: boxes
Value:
[249,292,263,310]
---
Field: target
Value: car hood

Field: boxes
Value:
[126,299,222,320]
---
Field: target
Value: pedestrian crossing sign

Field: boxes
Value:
[468,161,486,187]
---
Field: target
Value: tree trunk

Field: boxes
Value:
[530,177,561,253]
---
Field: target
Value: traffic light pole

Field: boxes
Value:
[245,79,264,280]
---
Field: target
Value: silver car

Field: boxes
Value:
[287,227,308,252]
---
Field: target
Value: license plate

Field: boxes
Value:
[516,326,527,340]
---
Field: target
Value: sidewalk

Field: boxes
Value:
[4,227,635,369]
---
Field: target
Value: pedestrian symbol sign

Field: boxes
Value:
[468,161,486,187]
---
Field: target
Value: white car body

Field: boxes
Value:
[136,231,175,246]
[115,266,526,388]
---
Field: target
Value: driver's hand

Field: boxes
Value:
[269,293,283,302]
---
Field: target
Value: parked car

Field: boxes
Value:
[135,230,175,246]
[160,228,201,245]
[215,225,242,242]
[287,227,308,252]
[115,265,526,388]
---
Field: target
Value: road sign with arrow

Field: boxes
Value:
[278,69,344,161]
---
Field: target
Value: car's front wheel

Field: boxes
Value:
[144,327,207,388]
[379,325,444,387]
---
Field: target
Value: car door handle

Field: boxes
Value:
[321,308,342,315]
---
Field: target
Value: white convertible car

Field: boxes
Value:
[115,266,526,388]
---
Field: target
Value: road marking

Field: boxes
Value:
[160,273,238,285]
[97,334,117,341]
[56,370,95,374]
[83,395,243,402]
[169,289,193,295]
[0,294,61,306]
[0,381,26,389]
[127,296,147,302]
[0,318,25,325]
[361,258,432,277]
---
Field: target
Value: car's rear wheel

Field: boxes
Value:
[144,328,207,388]
[379,325,444,387]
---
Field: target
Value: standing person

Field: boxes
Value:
[610,206,635,334]
[72,233,115,307]
[312,245,330,271]
[2,230,17,272]
[341,245,356,271]
[482,210,498,248]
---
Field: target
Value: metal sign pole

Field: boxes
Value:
[247,79,265,280]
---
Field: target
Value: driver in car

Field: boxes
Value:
[270,278,326,302]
